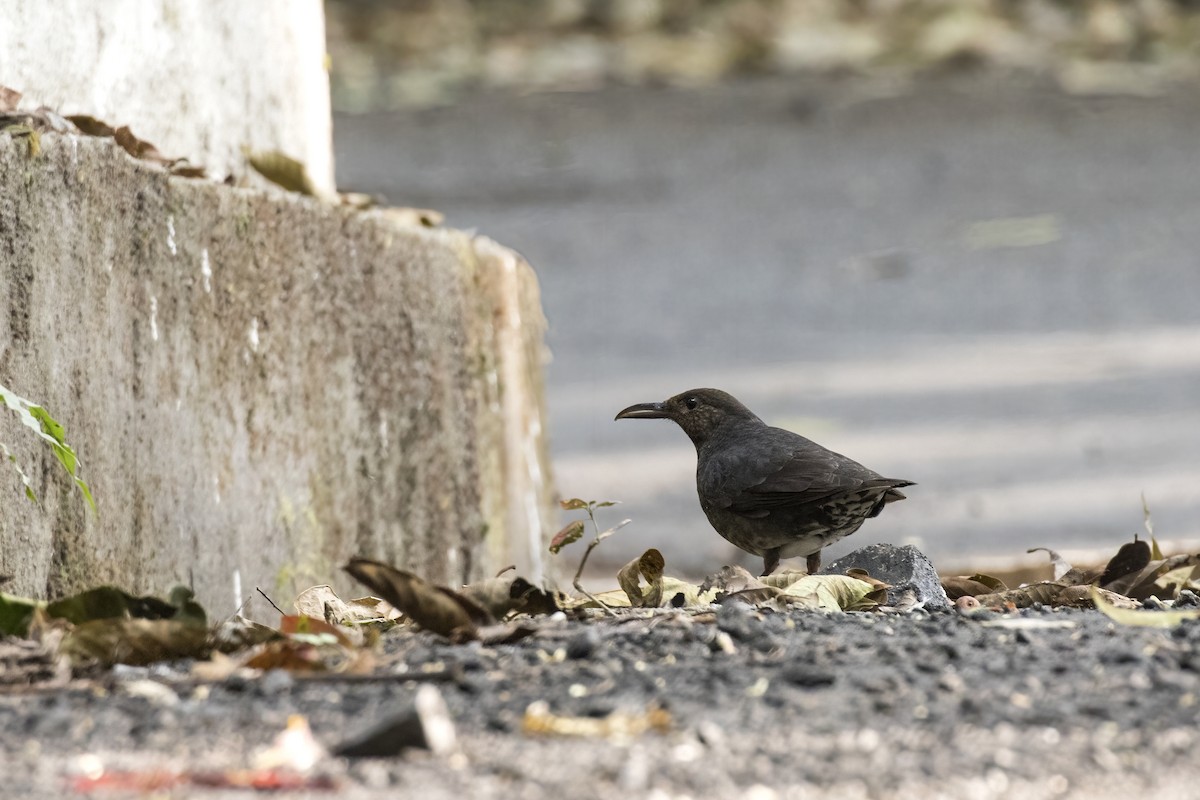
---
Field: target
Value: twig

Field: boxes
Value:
[256,587,286,616]
[574,538,617,617]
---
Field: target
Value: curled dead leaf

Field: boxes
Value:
[942,574,1008,599]
[459,576,561,618]
[699,565,768,596]
[343,558,493,639]
[1027,546,1074,581]
[618,548,666,608]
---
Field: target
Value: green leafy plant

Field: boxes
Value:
[549,498,630,614]
[0,382,95,512]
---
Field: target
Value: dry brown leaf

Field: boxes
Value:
[779,574,881,611]
[0,86,21,113]
[1027,546,1074,581]
[246,149,318,196]
[1105,554,1200,600]
[1099,538,1151,587]
[294,585,351,623]
[343,558,493,639]
[549,520,586,554]
[242,639,330,672]
[618,548,666,608]
[758,569,812,589]
[459,576,561,618]
[279,614,354,648]
[522,701,671,738]
[1155,563,1200,597]
[699,565,768,596]
[1091,585,1200,628]
[974,582,1138,611]
[113,125,172,165]
[61,619,210,666]
[718,586,783,605]
[942,574,1007,599]
[66,114,116,137]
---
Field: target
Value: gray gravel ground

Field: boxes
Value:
[3,605,1199,798]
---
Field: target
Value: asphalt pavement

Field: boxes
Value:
[334,75,1200,578]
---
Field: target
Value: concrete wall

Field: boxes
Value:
[0,134,554,612]
[0,0,333,191]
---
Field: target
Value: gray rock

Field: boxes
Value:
[824,544,950,611]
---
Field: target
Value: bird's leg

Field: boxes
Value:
[806,552,822,575]
[760,549,780,577]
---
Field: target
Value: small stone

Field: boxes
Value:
[780,663,836,688]
[566,628,601,660]
[259,669,295,695]
[825,543,951,611]
[1176,590,1200,608]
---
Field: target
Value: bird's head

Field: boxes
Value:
[615,388,761,446]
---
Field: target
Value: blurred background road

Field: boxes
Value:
[328,4,1200,577]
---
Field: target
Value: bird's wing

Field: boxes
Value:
[701,428,886,514]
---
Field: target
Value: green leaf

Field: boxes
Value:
[46,586,179,625]
[1,442,37,503]
[0,592,43,636]
[61,618,210,666]
[0,384,96,513]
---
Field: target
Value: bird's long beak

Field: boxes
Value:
[615,401,669,421]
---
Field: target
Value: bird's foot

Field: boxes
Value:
[806,552,822,575]
[760,550,780,577]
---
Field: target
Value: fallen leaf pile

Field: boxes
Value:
[943,535,1200,624]
[0,85,205,177]
[0,84,444,222]
[0,496,1195,696]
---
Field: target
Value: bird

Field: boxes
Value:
[615,388,913,576]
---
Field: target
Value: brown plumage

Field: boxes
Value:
[615,388,913,575]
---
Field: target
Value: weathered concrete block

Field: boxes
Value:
[0,134,554,612]
[0,0,333,191]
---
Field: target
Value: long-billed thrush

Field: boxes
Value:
[616,388,914,576]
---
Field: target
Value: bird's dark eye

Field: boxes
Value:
[685,397,699,410]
